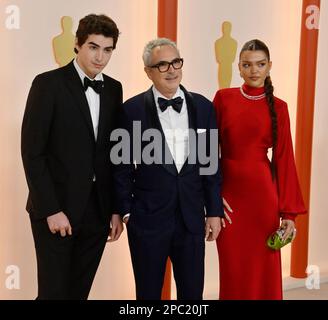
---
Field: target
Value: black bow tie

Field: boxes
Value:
[158,97,183,113]
[83,77,104,94]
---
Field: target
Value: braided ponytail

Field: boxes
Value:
[264,76,277,179]
[240,39,277,179]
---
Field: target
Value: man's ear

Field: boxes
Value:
[144,67,152,81]
[74,37,79,54]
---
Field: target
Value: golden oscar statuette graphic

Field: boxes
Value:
[214,21,238,89]
[53,16,75,67]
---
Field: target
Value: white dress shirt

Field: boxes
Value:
[73,58,103,141]
[73,59,103,182]
[123,86,190,222]
[152,86,189,172]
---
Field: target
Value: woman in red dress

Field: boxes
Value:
[213,39,306,300]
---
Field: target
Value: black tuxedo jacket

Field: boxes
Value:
[114,86,224,234]
[21,61,122,226]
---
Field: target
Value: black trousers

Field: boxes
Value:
[30,184,109,300]
[127,209,205,300]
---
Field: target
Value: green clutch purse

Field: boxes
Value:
[267,228,294,250]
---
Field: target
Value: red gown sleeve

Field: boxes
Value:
[274,101,307,220]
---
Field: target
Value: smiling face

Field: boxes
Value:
[238,50,272,88]
[75,34,114,79]
[144,45,183,98]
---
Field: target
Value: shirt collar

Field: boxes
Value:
[73,58,103,85]
[152,86,185,108]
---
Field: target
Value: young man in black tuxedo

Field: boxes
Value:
[21,14,123,299]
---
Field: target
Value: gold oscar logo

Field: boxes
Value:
[214,21,238,89]
[52,16,76,67]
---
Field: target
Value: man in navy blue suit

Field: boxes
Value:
[113,38,224,300]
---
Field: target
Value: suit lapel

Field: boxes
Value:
[144,88,178,176]
[179,85,197,176]
[97,82,112,145]
[63,61,95,141]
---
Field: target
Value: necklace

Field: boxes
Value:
[240,87,266,100]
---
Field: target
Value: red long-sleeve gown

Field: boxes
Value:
[213,84,306,300]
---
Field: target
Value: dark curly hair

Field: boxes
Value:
[74,14,119,54]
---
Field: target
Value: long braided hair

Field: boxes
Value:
[240,39,277,179]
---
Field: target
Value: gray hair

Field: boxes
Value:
[142,38,180,67]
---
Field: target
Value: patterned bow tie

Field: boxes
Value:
[83,77,104,94]
[158,97,183,113]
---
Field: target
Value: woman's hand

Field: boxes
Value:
[221,197,233,228]
[280,219,296,242]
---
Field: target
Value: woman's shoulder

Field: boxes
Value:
[273,96,291,121]
[274,95,288,106]
[214,87,240,100]
[274,96,288,111]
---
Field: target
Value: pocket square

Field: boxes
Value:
[197,129,206,133]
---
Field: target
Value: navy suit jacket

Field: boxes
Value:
[114,85,223,234]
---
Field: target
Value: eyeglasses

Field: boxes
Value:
[149,58,184,73]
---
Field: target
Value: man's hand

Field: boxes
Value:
[107,214,124,242]
[47,211,72,237]
[205,217,221,241]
